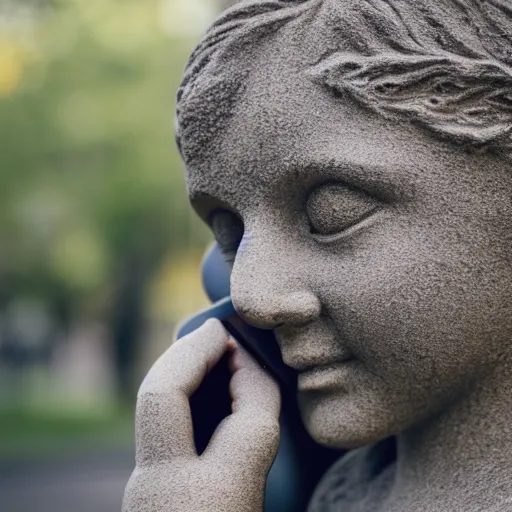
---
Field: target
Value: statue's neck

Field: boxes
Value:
[390,361,512,511]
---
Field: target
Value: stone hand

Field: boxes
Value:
[122,318,281,512]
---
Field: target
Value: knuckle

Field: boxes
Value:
[136,390,159,411]
[248,416,281,441]
[135,389,178,425]
[137,384,164,403]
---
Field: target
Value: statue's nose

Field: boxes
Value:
[229,224,321,329]
[230,251,321,330]
[233,290,321,330]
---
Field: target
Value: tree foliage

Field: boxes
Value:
[0,0,214,320]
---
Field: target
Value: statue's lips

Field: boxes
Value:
[280,349,353,373]
[297,360,355,392]
[275,331,353,374]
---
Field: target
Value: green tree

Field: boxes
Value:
[0,0,214,400]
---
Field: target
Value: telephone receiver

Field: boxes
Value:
[177,244,341,512]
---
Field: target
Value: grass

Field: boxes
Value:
[0,405,135,461]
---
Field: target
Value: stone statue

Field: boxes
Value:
[123,1,512,510]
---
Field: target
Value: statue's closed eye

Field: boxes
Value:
[306,184,379,236]
[211,211,244,263]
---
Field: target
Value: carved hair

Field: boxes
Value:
[176,0,512,163]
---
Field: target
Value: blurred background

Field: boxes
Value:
[0,0,234,510]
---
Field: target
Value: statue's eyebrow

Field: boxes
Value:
[293,157,416,203]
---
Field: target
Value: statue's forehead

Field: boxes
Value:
[185,53,317,208]
[184,35,480,218]
[185,58,423,215]
[182,5,356,208]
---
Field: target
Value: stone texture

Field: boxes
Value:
[125,1,512,511]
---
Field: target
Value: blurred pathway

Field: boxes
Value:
[0,448,134,512]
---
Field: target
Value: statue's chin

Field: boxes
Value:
[298,391,396,451]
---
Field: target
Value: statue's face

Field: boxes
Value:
[185,50,512,449]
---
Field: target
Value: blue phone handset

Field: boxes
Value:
[176,244,341,512]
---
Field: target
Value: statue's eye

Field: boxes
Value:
[306,183,379,236]
[210,210,244,262]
